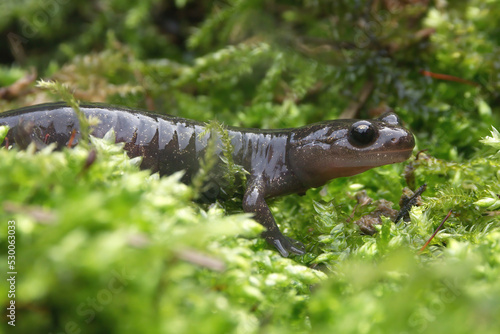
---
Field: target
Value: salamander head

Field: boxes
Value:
[288,112,415,188]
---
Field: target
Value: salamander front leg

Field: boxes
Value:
[243,181,305,257]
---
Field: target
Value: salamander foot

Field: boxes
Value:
[266,234,305,257]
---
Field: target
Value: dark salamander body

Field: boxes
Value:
[0,102,415,256]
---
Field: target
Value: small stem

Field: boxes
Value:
[419,209,453,253]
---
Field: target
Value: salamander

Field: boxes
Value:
[0,102,415,256]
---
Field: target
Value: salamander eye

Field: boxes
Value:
[349,121,377,147]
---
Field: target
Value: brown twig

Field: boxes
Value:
[339,81,375,119]
[415,149,428,160]
[0,69,37,100]
[419,209,453,253]
[420,70,480,87]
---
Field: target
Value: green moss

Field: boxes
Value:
[1,0,500,333]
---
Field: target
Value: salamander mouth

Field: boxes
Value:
[384,147,414,157]
[344,147,414,168]
[378,148,414,164]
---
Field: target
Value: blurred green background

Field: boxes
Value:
[1,1,500,333]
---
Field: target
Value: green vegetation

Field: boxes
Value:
[1,1,499,333]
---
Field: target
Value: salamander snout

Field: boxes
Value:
[380,126,414,150]
[376,111,415,154]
